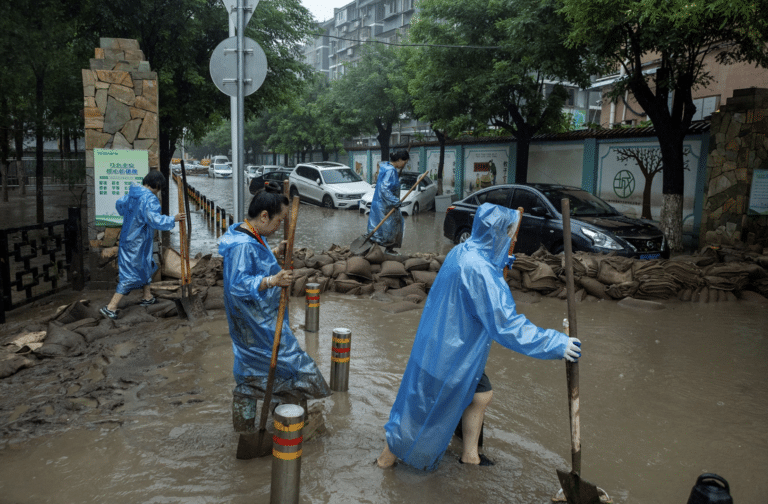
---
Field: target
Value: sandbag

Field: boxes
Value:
[597,260,633,285]
[292,275,308,298]
[305,254,333,269]
[404,293,425,304]
[37,322,86,357]
[379,260,408,277]
[364,244,387,264]
[334,274,361,293]
[605,281,639,300]
[404,258,430,272]
[321,263,334,277]
[387,283,426,299]
[78,318,115,344]
[346,256,373,281]
[411,270,437,289]
[578,276,609,299]
[332,261,347,278]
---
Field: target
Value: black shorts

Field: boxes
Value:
[476,372,492,393]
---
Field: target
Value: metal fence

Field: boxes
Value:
[0,207,85,324]
[2,157,86,187]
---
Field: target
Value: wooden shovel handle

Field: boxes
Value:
[364,170,430,242]
[258,196,300,431]
[561,197,581,476]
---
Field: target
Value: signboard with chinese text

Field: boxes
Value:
[94,149,148,227]
[748,169,768,215]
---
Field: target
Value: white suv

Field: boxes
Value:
[288,162,371,209]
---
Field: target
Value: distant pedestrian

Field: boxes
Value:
[100,170,185,319]
[367,150,409,252]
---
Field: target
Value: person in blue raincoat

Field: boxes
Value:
[376,203,582,471]
[100,170,184,319]
[367,150,409,252]
[218,191,331,431]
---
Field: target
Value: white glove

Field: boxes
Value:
[563,337,581,362]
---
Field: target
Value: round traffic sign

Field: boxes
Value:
[209,36,268,97]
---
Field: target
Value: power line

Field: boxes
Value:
[319,33,502,50]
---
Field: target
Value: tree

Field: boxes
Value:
[89,0,315,214]
[615,146,690,220]
[560,0,768,251]
[409,0,593,184]
[328,44,412,161]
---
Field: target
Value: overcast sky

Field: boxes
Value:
[301,0,341,22]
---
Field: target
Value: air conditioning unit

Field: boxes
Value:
[347,48,354,56]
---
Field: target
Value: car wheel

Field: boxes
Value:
[455,228,471,244]
[322,195,335,209]
[412,202,420,215]
[289,186,299,199]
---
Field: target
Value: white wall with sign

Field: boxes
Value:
[596,140,701,232]
[528,143,584,187]
[94,149,148,227]
[464,147,509,196]
[425,149,456,194]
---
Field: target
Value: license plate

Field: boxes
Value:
[639,253,661,260]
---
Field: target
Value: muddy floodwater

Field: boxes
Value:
[1,176,767,503]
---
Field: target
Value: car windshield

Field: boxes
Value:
[322,168,362,184]
[541,188,620,217]
[400,174,430,190]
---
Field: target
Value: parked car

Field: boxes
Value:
[245,165,263,181]
[208,155,232,178]
[443,183,669,259]
[288,162,371,209]
[248,167,294,195]
[359,172,438,215]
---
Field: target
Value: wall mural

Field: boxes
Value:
[426,150,456,194]
[464,147,509,196]
[597,141,701,232]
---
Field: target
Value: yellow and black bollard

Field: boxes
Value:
[304,283,320,332]
[330,328,351,392]
[271,404,304,504]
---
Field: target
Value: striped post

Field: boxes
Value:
[221,208,227,231]
[271,404,304,504]
[304,283,320,332]
[330,328,351,392]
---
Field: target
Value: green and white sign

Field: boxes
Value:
[748,169,768,216]
[94,149,148,227]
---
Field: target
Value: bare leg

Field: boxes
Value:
[460,390,493,464]
[142,284,153,301]
[106,292,124,312]
[376,443,397,468]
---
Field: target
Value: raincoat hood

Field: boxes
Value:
[465,203,518,269]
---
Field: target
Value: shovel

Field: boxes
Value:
[237,195,301,459]
[350,170,429,256]
[174,160,207,322]
[553,197,611,504]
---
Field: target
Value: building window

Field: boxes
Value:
[692,95,720,120]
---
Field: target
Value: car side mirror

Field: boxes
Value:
[530,206,549,217]
[316,178,322,185]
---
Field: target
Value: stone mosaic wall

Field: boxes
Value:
[82,37,159,241]
[700,88,768,251]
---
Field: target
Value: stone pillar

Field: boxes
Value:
[82,37,159,241]
[82,38,159,288]
[700,88,768,251]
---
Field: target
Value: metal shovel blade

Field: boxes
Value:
[174,295,196,323]
[350,234,374,256]
[236,429,273,460]
[556,470,602,504]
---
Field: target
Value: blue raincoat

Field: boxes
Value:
[367,161,404,249]
[218,223,331,401]
[383,203,569,471]
[115,184,176,295]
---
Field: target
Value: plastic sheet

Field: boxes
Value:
[367,162,404,248]
[218,223,331,401]
[115,184,176,295]
[384,203,569,471]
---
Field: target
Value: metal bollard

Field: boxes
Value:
[271,404,304,504]
[304,283,320,332]
[330,328,351,392]
[221,208,227,230]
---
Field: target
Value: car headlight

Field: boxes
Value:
[335,193,343,199]
[581,227,623,250]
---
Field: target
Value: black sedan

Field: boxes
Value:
[443,183,669,259]
[248,167,294,195]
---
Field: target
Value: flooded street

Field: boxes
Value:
[1,176,767,503]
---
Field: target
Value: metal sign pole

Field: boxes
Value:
[234,0,245,223]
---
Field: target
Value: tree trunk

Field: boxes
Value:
[515,136,531,184]
[283,153,288,166]
[435,128,445,196]
[375,118,392,162]
[35,71,45,224]
[642,174,653,220]
[14,118,24,195]
[1,96,8,202]
[661,193,683,252]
